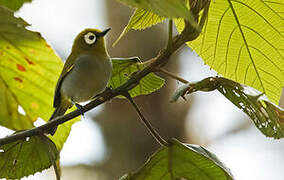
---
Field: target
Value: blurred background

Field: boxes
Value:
[0,0,284,179]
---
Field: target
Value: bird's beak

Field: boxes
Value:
[99,28,111,37]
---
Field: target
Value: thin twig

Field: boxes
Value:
[123,92,168,147]
[139,57,156,66]
[157,68,189,84]
[166,19,173,51]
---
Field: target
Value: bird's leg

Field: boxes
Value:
[72,101,85,116]
[75,103,85,116]
[103,86,113,95]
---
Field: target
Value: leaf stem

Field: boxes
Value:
[123,92,168,147]
[198,0,210,30]
[166,19,173,51]
[157,68,189,84]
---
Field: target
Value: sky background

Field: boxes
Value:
[0,0,283,179]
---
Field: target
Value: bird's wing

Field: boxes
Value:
[53,54,76,108]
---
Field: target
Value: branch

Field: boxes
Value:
[0,89,119,146]
[123,92,168,146]
[157,68,189,84]
[0,28,192,146]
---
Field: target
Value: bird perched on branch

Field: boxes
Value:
[48,28,112,135]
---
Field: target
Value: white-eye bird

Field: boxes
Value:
[48,28,112,135]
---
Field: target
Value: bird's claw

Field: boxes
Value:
[104,86,113,94]
[75,103,85,116]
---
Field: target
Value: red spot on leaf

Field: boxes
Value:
[14,77,23,83]
[46,44,51,48]
[31,102,39,110]
[17,64,26,72]
[25,57,34,65]
[30,49,36,54]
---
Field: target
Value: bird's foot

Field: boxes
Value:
[104,86,113,94]
[75,103,85,116]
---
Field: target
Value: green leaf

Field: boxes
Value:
[185,0,284,104]
[120,139,233,180]
[0,134,59,179]
[49,107,80,150]
[0,6,60,128]
[110,57,164,98]
[113,8,165,46]
[174,18,185,34]
[116,0,196,28]
[172,77,284,139]
[0,0,32,11]
[0,6,79,151]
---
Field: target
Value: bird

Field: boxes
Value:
[48,28,112,135]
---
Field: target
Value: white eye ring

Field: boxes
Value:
[84,32,96,45]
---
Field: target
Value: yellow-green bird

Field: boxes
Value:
[48,28,112,135]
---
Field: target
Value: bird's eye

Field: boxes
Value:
[84,32,96,45]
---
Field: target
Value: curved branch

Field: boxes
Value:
[0,28,191,146]
[123,91,169,147]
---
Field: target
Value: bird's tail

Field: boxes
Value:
[48,105,68,135]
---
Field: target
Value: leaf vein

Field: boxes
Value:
[212,7,230,68]
[231,0,283,37]
[227,0,266,92]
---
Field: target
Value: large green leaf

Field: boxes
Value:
[0,134,58,179]
[171,77,284,139]
[0,6,79,151]
[113,8,165,46]
[116,0,196,27]
[120,139,233,180]
[0,0,32,11]
[180,0,284,104]
[0,6,60,128]
[110,57,164,98]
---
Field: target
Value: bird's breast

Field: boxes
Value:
[60,54,112,103]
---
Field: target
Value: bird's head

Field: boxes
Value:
[71,28,111,56]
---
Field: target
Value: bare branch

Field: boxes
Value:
[123,91,168,147]
[157,68,189,84]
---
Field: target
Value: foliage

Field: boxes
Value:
[0,3,165,179]
[120,139,233,180]
[116,0,196,27]
[113,8,165,46]
[0,6,60,128]
[0,6,80,151]
[0,134,58,179]
[0,0,283,179]
[183,0,284,104]
[110,57,165,98]
[119,0,284,104]
[0,0,32,11]
[171,77,284,139]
